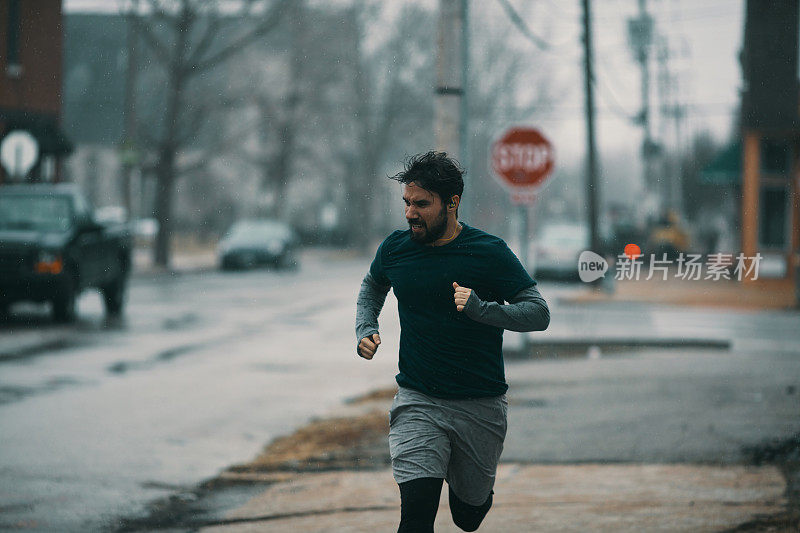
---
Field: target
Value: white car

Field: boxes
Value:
[218,219,298,271]
[533,223,589,280]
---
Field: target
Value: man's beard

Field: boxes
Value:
[409,206,448,244]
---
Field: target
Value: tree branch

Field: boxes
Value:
[175,113,263,177]
[131,11,173,67]
[190,0,289,75]
[146,0,181,32]
[186,13,221,67]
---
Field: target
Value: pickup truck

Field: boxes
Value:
[0,183,132,322]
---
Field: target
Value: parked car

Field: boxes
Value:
[218,219,298,271]
[0,183,132,322]
[533,223,590,280]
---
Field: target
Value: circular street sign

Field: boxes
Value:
[0,130,40,178]
[491,127,555,190]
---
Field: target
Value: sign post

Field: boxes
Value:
[0,130,39,180]
[491,126,555,266]
[491,126,555,355]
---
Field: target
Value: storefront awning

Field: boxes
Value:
[700,141,741,186]
[0,110,73,156]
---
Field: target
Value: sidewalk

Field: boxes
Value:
[560,276,797,311]
[200,464,787,532]
[190,391,794,532]
[132,243,217,276]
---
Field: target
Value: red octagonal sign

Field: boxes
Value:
[491,127,555,189]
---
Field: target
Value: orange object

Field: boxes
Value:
[624,243,642,260]
[35,258,63,275]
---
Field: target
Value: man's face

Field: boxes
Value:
[403,182,448,244]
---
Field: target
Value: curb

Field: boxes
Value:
[131,265,217,279]
[505,337,731,359]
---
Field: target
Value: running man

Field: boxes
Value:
[355,151,550,532]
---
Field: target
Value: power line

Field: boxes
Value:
[592,61,638,121]
[494,0,551,50]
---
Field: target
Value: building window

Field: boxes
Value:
[6,0,22,77]
[760,139,791,175]
[759,186,789,249]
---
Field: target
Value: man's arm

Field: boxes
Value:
[459,284,550,332]
[356,272,391,358]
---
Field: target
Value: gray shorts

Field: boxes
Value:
[388,386,508,506]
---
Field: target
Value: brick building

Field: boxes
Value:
[0,0,72,184]
[740,0,800,300]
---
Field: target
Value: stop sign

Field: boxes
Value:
[491,127,555,189]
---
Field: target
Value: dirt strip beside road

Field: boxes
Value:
[200,464,789,532]
[198,387,797,532]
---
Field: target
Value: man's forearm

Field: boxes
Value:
[356,272,391,341]
[463,285,550,332]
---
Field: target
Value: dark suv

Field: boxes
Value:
[0,184,132,322]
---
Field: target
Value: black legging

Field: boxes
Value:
[397,477,494,532]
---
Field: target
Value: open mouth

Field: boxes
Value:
[409,222,424,232]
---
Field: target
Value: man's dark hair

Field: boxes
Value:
[389,151,465,210]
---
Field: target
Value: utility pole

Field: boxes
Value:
[121,0,140,220]
[656,37,671,210]
[436,0,466,163]
[458,0,470,221]
[656,36,683,217]
[582,0,600,257]
[628,0,659,214]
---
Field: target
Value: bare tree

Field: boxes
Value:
[224,0,354,225]
[342,2,435,250]
[131,0,289,267]
[245,0,303,221]
[180,1,433,246]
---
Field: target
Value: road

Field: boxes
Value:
[0,249,798,531]
[0,251,401,531]
[503,347,800,464]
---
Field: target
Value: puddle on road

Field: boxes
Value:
[0,300,123,332]
[0,376,91,405]
[156,344,201,361]
[107,341,211,374]
[0,338,83,363]
[105,319,286,376]
[140,480,192,492]
[161,313,200,331]
[509,397,548,408]
[111,478,273,532]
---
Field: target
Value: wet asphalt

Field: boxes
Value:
[0,255,401,531]
[0,252,798,531]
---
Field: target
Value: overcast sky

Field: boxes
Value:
[63,0,745,163]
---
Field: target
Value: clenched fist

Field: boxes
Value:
[453,282,472,312]
[358,333,381,359]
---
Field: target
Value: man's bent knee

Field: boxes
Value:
[448,486,493,532]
